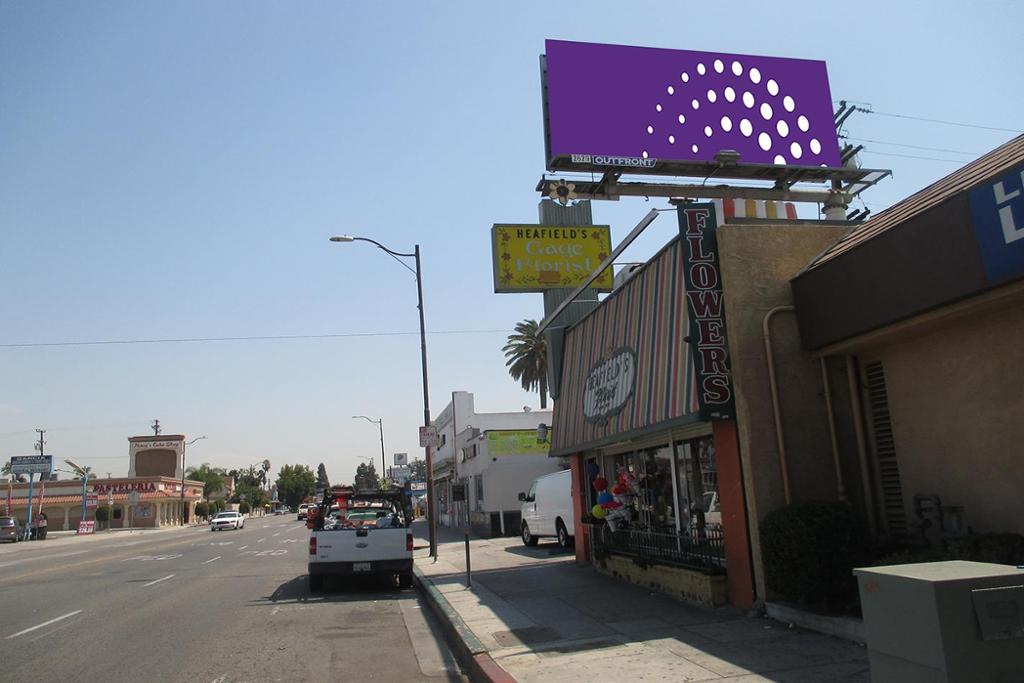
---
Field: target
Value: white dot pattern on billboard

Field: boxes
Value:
[642,58,828,166]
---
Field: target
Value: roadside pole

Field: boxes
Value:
[25,473,34,540]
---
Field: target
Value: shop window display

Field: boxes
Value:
[589,436,721,536]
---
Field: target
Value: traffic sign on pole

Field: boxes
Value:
[418,426,440,448]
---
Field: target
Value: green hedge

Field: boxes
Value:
[874,533,1024,567]
[760,501,869,606]
[238,502,251,515]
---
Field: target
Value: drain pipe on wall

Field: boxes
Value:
[820,357,848,502]
[763,306,795,505]
[846,355,878,536]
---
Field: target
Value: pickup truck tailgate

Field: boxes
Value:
[310,527,412,563]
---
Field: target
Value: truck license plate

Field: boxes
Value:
[353,562,371,572]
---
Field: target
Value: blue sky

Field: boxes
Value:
[2,1,1021,483]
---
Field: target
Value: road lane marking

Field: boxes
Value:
[203,556,221,565]
[257,538,266,543]
[239,545,248,550]
[6,610,83,639]
[0,550,90,569]
[272,532,280,537]
[240,549,287,557]
[144,574,175,587]
[121,554,182,562]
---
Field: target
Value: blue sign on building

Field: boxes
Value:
[968,163,1024,284]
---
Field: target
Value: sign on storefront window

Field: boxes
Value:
[583,347,638,422]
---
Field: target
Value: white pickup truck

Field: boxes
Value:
[307,487,413,592]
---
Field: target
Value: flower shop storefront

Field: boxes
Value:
[550,216,753,608]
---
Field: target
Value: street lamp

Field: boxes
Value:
[330,234,437,559]
[181,436,207,525]
[63,459,92,522]
[353,415,386,482]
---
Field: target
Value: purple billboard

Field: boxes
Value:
[544,40,841,169]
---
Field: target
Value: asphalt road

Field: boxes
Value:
[0,515,463,683]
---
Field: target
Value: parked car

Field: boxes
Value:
[297,503,313,521]
[210,511,245,531]
[519,469,575,549]
[1,516,24,543]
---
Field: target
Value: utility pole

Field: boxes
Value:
[152,419,161,436]
[27,429,45,539]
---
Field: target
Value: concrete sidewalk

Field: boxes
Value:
[413,522,869,682]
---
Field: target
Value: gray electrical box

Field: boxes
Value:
[854,561,1024,682]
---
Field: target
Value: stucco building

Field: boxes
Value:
[431,391,559,537]
[549,134,1024,610]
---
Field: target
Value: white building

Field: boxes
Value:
[431,391,560,537]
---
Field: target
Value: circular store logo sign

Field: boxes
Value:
[583,347,637,422]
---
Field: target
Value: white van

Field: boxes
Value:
[518,469,574,548]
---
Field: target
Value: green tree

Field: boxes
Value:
[2,460,26,483]
[503,319,549,409]
[195,501,209,519]
[316,462,330,491]
[354,461,379,490]
[409,458,427,481]
[238,501,251,515]
[275,464,316,509]
[232,473,268,509]
[185,463,226,501]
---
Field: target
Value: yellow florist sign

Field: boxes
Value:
[486,430,552,455]
[492,224,613,293]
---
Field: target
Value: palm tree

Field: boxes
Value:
[186,463,226,501]
[503,319,549,409]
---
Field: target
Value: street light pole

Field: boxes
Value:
[331,236,436,559]
[181,436,207,526]
[413,245,438,560]
[353,416,386,483]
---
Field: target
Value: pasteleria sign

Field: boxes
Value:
[492,224,613,292]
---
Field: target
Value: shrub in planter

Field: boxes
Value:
[238,502,251,515]
[948,533,1024,565]
[760,500,869,606]
[195,502,209,519]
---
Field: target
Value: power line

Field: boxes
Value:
[855,107,1022,134]
[0,328,513,349]
[844,136,981,156]
[859,149,967,164]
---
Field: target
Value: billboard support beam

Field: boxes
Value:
[538,176,851,204]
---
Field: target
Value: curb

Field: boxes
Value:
[765,601,867,645]
[413,565,517,683]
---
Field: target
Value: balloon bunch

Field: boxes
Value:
[590,475,623,520]
[590,467,641,528]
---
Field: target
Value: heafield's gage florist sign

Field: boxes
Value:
[492,224,613,292]
[583,347,637,422]
[543,40,841,169]
[679,204,735,420]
